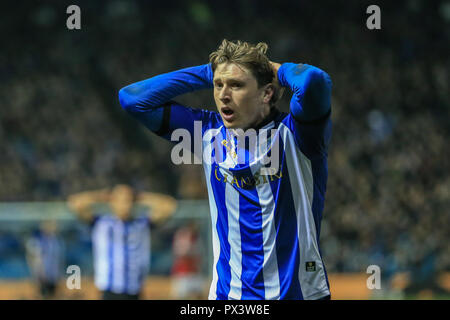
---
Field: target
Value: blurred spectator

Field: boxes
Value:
[171,221,205,299]
[25,220,64,299]
[67,184,177,299]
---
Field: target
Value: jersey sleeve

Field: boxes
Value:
[278,63,333,159]
[148,102,216,142]
[283,112,332,160]
[118,64,216,142]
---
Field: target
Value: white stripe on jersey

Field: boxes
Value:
[279,124,330,299]
[225,180,242,300]
[219,139,243,300]
[93,219,110,291]
[112,222,125,293]
[204,162,221,300]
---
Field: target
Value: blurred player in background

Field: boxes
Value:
[67,184,177,300]
[171,221,205,299]
[25,220,64,299]
[119,39,332,300]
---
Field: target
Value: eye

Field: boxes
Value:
[214,82,223,89]
[231,82,243,88]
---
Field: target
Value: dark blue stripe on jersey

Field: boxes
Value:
[310,158,328,240]
[124,223,129,294]
[311,158,331,291]
[238,186,265,299]
[107,226,114,292]
[210,166,231,299]
[269,154,303,300]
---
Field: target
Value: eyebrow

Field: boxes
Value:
[213,77,245,84]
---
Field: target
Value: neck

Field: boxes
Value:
[241,105,271,130]
[253,106,278,130]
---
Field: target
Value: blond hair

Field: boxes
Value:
[209,39,282,105]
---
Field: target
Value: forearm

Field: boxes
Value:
[137,192,177,222]
[277,63,332,122]
[67,189,110,214]
[70,189,109,203]
[118,64,214,112]
[138,192,176,209]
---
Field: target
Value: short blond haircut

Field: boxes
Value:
[209,39,282,105]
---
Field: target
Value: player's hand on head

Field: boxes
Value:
[269,61,285,102]
[269,61,282,75]
[152,197,177,223]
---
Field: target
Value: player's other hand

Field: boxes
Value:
[270,61,282,76]
[269,61,284,102]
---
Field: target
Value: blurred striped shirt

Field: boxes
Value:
[91,215,151,295]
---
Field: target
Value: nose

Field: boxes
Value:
[218,86,231,103]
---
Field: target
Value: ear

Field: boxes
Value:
[262,84,275,104]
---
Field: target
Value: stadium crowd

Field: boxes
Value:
[1,0,448,289]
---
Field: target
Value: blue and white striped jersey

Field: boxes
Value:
[119,62,332,300]
[204,114,330,300]
[197,109,332,300]
[91,215,151,295]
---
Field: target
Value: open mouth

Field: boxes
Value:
[221,107,234,116]
[221,107,236,122]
